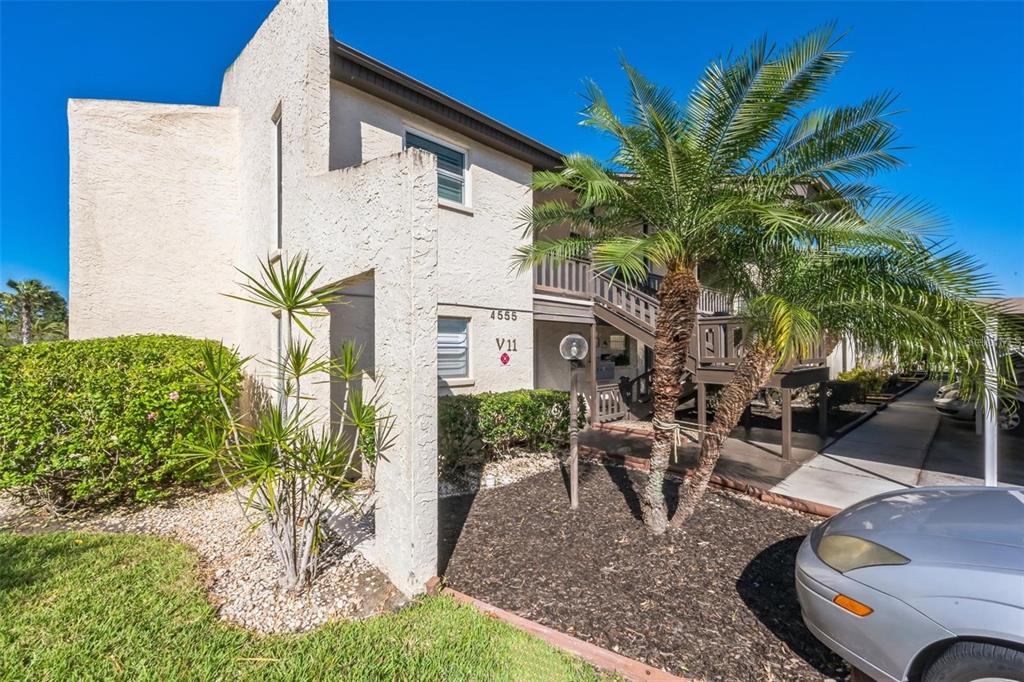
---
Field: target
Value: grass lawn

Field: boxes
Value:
[0,531,602,681]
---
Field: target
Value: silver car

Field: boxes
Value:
[933,355,1024,433]
[933,382,1023,432]
[796,486,1024,681]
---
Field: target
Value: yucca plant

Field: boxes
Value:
[181,253,393,590]
[516,26,1017,532]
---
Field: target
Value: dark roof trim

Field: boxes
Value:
[330,39,563,171]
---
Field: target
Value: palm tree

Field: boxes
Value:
[516,27,962,533]
[669,236,1021,526]
[1,279,67,344]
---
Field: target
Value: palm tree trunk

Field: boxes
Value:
[19,304,31,345]
[644,267,701,534]
[671,341,778,527]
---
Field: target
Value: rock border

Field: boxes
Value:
[426,578,690,682]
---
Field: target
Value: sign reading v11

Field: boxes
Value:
[495,338,518,352]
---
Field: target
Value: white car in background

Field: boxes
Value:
[933,356,1024,432]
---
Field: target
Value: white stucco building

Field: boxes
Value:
[68,0,832,593]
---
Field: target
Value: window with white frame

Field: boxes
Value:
[437,318,469,379]
[405,131,466,204]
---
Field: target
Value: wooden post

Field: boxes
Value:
[588,322,598,426]
[697,382,707,445]
[818,381,829,438]
[569,361,580,509]
[781,388,793,460]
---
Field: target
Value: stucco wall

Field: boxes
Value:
[216,0,439,595]
[329,81,535,395]
[535,320,593,392]
[67,100,242,342]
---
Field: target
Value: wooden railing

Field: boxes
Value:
[534,258,592,299]
[693,316,827,371]
[595,383,628,422]
[699,288,734,316]
[593,274,659,330]
[620,369,652,404]
[534,258,734,315]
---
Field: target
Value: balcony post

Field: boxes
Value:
[818,382,829,438]
[589,322,598,426]
[781,388,793,460]
[697,382,707,445]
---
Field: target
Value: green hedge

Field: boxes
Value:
[0,335,239,510]
[438,389,585,476]
[836,367,898,402]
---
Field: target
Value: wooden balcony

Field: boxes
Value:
[533,258,735,316]
[534,258,830,457]
[693,316,829,388]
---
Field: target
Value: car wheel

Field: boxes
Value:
[998,404,1023,433]
[923,642,1024,682]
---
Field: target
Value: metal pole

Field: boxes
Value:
[984,317,998,486]
[569,360,580,509]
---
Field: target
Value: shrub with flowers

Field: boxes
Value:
[0,335,238,512]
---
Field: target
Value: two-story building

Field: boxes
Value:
[68,0,832,594]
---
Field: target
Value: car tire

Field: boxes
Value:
[922,641,1024,682]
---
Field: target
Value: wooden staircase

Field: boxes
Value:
[534,258,830,423]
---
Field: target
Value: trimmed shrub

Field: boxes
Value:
[438,389,586,475]
[836,366,897,402]
[0,335,240,511]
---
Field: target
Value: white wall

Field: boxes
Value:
[329,81,535,395]
[68,0,440,596]
[535,320,593,392]
[216,0,439,596]
[68,100,243,343]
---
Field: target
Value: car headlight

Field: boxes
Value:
[816,534,909,573]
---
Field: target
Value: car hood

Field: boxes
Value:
[821,487,1024,571]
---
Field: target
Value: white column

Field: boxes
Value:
[983,317,999,486]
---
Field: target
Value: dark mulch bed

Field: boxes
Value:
[441,465,848,681]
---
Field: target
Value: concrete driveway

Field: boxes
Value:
[918,414,1024,487]
[770,381,1024,509]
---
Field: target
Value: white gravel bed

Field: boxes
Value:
[0,489,405,634]
[439,451,561,498]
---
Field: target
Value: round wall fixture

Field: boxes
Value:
[559,333,589,361]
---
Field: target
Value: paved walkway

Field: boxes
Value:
[578,423,820,490]
[582,381,1024,512]
[769,382,941,509]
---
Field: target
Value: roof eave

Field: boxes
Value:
[329,39,563,171]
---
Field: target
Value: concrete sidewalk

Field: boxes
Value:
[769,382,941,509]
[582,380,1023,513]
[578,423,820,490]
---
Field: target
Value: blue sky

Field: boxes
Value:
[2,1,1022,298]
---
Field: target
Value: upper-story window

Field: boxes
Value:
[405,131,466,205]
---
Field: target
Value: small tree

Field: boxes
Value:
[517,28,925,532]
[182,254,392,591]
[1,279,67,345]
